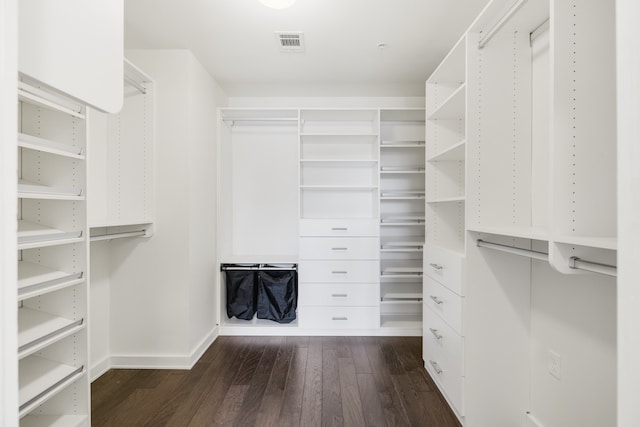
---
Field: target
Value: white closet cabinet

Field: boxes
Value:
[298,109,380,331]
[379,109,425,331]
[424,0,618,426]
[88,59,155,238]
[17,77,89,426]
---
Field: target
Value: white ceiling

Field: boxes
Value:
[124,0,490,97]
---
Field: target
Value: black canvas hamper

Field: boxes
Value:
[256,268,298,324]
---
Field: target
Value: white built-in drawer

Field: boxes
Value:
[424,244,463,295]
[299,283,379,307]
[299,260,379,283]
[300,219,379,237]
[423,305,464,415]
[299,306,380,329]
[299,237,379,260]
[424,275,463,335]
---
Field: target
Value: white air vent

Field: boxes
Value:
[275,32,305,52]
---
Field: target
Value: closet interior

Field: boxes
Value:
[8,0,627,425]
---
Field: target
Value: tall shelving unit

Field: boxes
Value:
[298,109,381,331]
[378,109,425,331]
[17,77,89,426]
[424,0,618,426]
[423,34,468,419]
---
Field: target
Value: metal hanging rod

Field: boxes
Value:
[220,263,297,271]
[478,0,529,49]
[569,257,617,277]
[476,239,548,261]
[90,230,147,242]
[124,75,147,95]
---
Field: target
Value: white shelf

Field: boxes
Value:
[553,235,617,251]
[18,85,85,120]
[427,140,466,162]
[18,308,84,359]
[17,221,84,250]
[18,133,84,159]
[380,314,422,328]
[468,225,549,241]
[380,216,425,226]
[301,185,378,191]
[21,414,88,427]
[380,140,425,148]
[381,241,424,250]
[381,292,423,301]
[426,196,465,203]
[428,84,466,120]
[300,132,378,137]
[380,167,425,174]
[18,262,84,301]
[300,159,377,164]
[18,180,83,200]
[19,356,84,416]
[382,266,423,276]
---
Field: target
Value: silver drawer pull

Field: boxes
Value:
[429,263,443,270]
[331,247,348,251]
[331,293,348,297]
[429,295,444,305]
[332,316,348,321]
[331,227,348,231]
[429,328,443,340]
[332,271,348,274]
[429,360,443,375]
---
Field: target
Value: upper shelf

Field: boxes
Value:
[18,261,84,301]
[18,308,84,360]
[18,133,84,159]
[380,140,425,148]
[428,84,466,120]
[427,140,466,162]
[18,180,84,201]
[18,81,85,120]
[17,220,84,250]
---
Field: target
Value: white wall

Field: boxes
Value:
[89,241,112,379]
[186,52,227,353]
[617,1,640,425]
[0,0,18,424]
[101,49,227,368]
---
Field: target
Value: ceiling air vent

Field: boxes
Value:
[275,32,305,52]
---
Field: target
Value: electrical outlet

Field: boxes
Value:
[548,350,562,380]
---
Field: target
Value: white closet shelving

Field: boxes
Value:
[379,109,425,331]
[424,0,618,426]
[423,33,468,419]
[17,77,89,426]
[298,109,380,331]
[88,58,155,241]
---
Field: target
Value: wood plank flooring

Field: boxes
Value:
[91,336,461,427]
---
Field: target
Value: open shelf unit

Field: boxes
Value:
[379,109,425,332]
[17,77,89,425]
[298,109,381,331]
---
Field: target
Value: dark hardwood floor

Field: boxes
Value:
[91,336,461,427]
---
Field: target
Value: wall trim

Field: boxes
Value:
[92,327,220,378]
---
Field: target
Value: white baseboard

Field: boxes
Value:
[92,327,220,377]
[525,412,545,427]
[218,325,422,337]
[90,356,112,382]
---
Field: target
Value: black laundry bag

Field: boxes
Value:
[256,270,298,324]
[225,269,257,320]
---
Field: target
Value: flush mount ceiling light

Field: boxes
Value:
[258,0,297,9]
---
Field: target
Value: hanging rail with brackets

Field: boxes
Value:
[478,0,529,49]
[476,239,617,277]
[220,263,298,271]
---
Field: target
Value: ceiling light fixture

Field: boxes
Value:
[258,0,297,10]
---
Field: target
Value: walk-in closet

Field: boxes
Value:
[2,0,639,426]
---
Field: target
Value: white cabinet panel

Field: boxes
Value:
[19,0,123,113]
[299,306,380,330]
[424,275,463,335]
[300,219,379,237]
[299,237,379,260]
[423,305,463,415]
[424,244,463,295]
[299,283,379,307]
[299,260,379,284]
